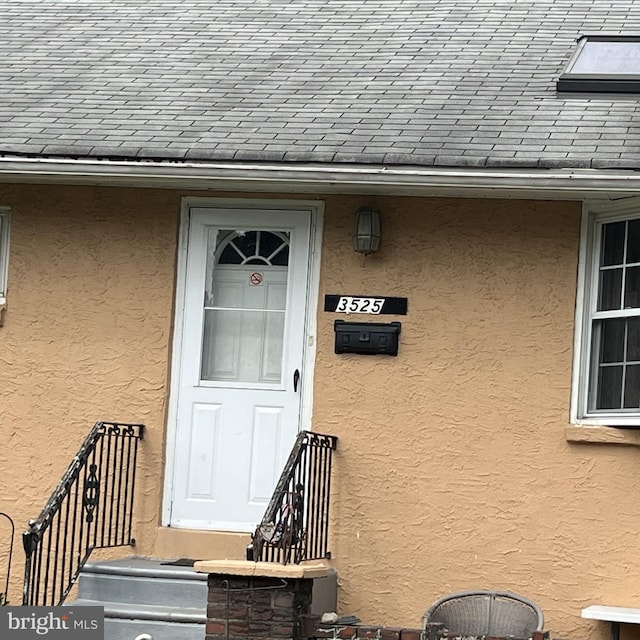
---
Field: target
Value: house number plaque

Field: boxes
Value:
[324,294,408,315]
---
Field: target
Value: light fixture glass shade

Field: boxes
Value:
[352,207,381,254]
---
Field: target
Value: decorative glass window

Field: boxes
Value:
[574,202,640,424]
[557,36,640,93]
[215,230,290,267]
[0,209,10,303]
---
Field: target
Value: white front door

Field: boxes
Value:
[166,202,316,531]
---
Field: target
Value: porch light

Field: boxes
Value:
[352,207,381,254]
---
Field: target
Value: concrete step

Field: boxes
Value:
[73,557,207,640]
[78,557,207,608]
[73,599,206,640]
[102,619,204,640]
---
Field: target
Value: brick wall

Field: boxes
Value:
[206,574,314,640]
[312,624,423,639]
[311,627,551,640]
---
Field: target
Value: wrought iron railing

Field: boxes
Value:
[22,421,144,606]
[248,431,337,565]
[0,512,14,605]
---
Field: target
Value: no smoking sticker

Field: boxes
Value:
[250,272,263,286]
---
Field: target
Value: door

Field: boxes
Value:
[167,204,313,531]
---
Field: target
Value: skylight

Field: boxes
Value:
[557,36,640,93]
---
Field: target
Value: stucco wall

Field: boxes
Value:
[315,195,637,640]
[0,184,635,639]
[0,184,182,588]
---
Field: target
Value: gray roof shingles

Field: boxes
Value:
[0,0,639,170]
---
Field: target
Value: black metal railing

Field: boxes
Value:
[248,431,337,565]
[22,421,144,606]
[0,512,14,605]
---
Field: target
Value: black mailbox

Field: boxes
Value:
[334,320,401,356]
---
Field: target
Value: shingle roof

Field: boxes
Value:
[1,0,639,170]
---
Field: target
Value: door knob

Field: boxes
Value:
[293,369,300,392]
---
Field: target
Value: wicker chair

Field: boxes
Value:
[422,590,544,638]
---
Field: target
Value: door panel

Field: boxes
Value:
[248,406,285,503]
[168,206,312,531]
[185,403,222,499]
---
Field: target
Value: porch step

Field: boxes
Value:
[73,557,207,640]
[72,600,205,640]
[78,557,207,608]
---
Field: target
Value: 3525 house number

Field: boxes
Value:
[335,296,385,314]
[324,294,408,315]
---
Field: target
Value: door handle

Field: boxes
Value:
[293,369,300,393]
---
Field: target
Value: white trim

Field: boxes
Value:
[161,197,324,527]
[0,208,10,300]
[1,155,640,199]
[572,196,640,426]
[570,204,591,424]
[161,198,192,525]
[301,201,324,430]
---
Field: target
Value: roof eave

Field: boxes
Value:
[0,155,639,201]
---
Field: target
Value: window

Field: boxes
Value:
[557,36,640,93]
[215,230,290,266]
[574,201,640,425]
[0,208,9,304]
[201,228,291,383]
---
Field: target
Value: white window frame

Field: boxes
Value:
[572,198,640,426]
[0,208,10,306]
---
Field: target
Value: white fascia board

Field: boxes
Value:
[0,156,639,199]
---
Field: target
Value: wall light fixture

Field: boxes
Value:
[352,207,381,254]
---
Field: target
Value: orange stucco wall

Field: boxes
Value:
[315,195,626,640]
[0,184,636,639]
[0,184,180,569]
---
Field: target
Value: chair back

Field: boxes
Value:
[422,590,544,638]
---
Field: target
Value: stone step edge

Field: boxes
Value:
[71,599,206,624]
[81,560,207,582]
